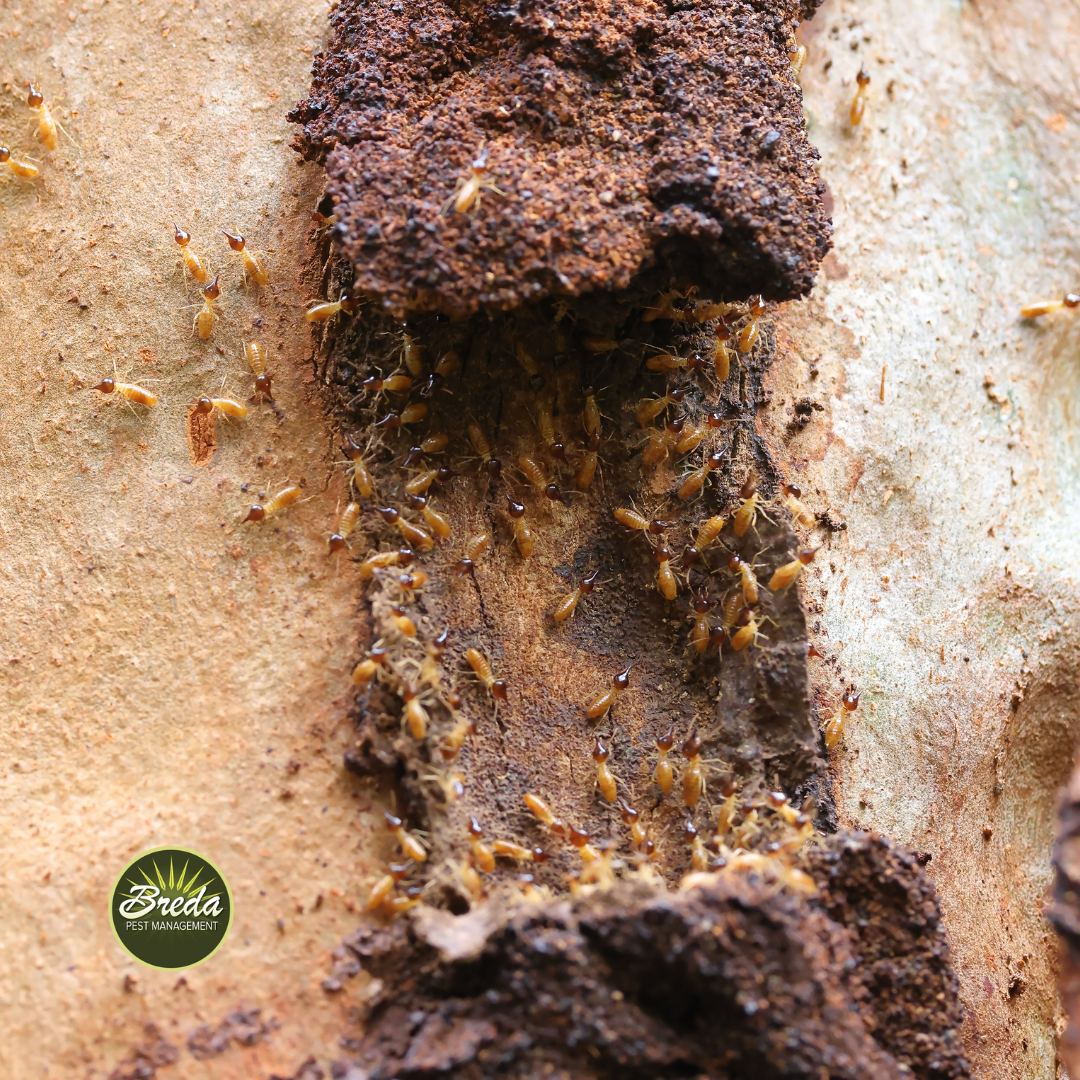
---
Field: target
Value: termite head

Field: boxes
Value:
[727,553,743,572]
[27,84,43,108]
[654,543,672,564]
[739,475,758,500]
[681,732,703,759]
[470,148,490,173]
[613,664,632,691]
[682,546,701,569]
[656,724,675,753]
[648,519,672,535]
[619,799,639,825]
[798,547,819,566]
[709,626,729,649]
[585,430,601,452]
[92,377,116,394]
[454,558,474,578]
[567,824,591,849]
[173,224,191,246]
[383,810,404,831]
[716,318,732,342]
[669,387,688,404]
[194,396,214,414]
[707,450,725,470]
[406,494,427,511]
[223,229,246,252]
[491,679,509,702]
[203,275,221,302]
[544,483,562,502]
[693,590,711,615]
[436,465,456,483]
[1066,294,1080,308]
[375,412,402,430]
[592,738,610,763]
[856,63,870,87]
[485,458,503,479]
[766,791,788,808]
[668,414,686,435]
[749,294,766,316]
[377,506,401,524]
[339,293,359,315]
[580,569,601,593]
[684,819,698,841]
[0,146,9,163]
[432,628,450,653]
[707,409,724,428]
[243,504,266,524]
[842,687,862,712]
[806,642,824,659]
[343,434,363,460]
[783,483,802,498]
[505,495,526,520]
[468,815,483,838]
[328,533,346,554]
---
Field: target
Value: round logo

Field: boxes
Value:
[110,847,233,969]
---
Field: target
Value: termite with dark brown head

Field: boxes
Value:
[193,275,221,340]
[91,377,158,408]
[655,543,678,600]
[518,454,550,496]
[453,533,491,577]
[641,414,685,466]
[730,607,765,651]
[780,483,815,528]
[504,495,535,558]
[681,731,704,808]
[173,224,207,282]
[738,296,766,354]
[223,229,269,286]
[351,644,391,686]
[685,819,710,871]
[614,508,672,540]
[467,817,496,873]
[376,506,434,551]
[442,148,504,215]
[384,810,426,862]
[586,664,631,719]
[576,430,602,490]
[524,792,569,840]
[0,146,38,178]
[492,839,549,862]
[366,862,410,912]
[466,422,502,480]
[466,647,508,703]
[400,682,430,739]
[850,64,870,127]
[769,547,818,591]
[678,449,725,501]
[537,400,567,465]
[733,475,762,537]
[1020,294,1080,319]
[675,421,706,456]
[328,502,361,554]
[592,738,617,803]
[341,434,376,500]
[713,320,734,380]
[358,549,414,581]
[619,799,648,848]
[823,686,861,748]
[655,725,675,795]
[305,292,358,322]
[244,340,273,400]
[727,553,761,606]
[194,395,248,419]
[388,606,417,639]
[553,569,601,622]
[27,84,58,151]
[636,386,687,428]
[691,590,713,653]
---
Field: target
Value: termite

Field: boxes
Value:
[581,386,602,437]
[454,533,491,577]
[467,817,496,873]
[655,725,675,795]
[576,430,601,490]
[440,715,476,762]
[443,148,504,215]
[675,422,705,456]
[328,502,361,554]
[850,64,870,127]
[823,686,861,748]
[172,224,207,282]
[790,44,807,76]
[384,810,426,862]
[691,591,712,653]
[362,372,414,397]
[351,644,391,686]
[91,377,158,408]
[586,664,631,719]
[715,786,738,838]
[194,395,248,419]
[222,229,269,285]
[642,415,684,466]
[518,455,549,494]
[26,84,58,151]
[583,337,618,354]
[681,732,704,808]
[614,508,672,537]
[524,792,568,839]
[728,553,760,605]
[399,332,424,377]
[733,475,762,537]
[738,296,766,353]
[389,606,417,639]
[466,647,508,702]
[1020,294,1080,318]
[713,321,734,380]
[553,568,601,622]
[400,682,430,739]
[504,495,535,558]
[243,340,273,399]
[537,401,567,463]
[655,543,678,600]
[358,549,413,580]
[492,840,547,862]
[696,515,726,549]
[515,341,542,384]
[422,502,451,540]
[305,292,357,322]
[677,449,725,500]
[781,483,815,527]
[467,422,502,479]
[720,591,745,632]
[636,387,686,427]
[619,800,648,848]
[730,608,765,651]
[769,547,818,591]
[592,738,617,803]
[194,275,221,340]
[645,351,690,372]
[366,863,410,911]
[376,506,434,550]
[0,146,37,178]
[685,820,709,872]
[567,824,600,863]
[342,435,375,499]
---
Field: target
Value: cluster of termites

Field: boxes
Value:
[0,84,65,182]
[332,284,862,917]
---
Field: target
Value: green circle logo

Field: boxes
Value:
[110,847,232,969]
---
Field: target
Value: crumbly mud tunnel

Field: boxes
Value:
[288,0,970,1075]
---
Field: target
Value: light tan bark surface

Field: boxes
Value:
[2,0,1079,1077]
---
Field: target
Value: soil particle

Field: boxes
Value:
[185,402,218,467]
[290,0,831,317]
